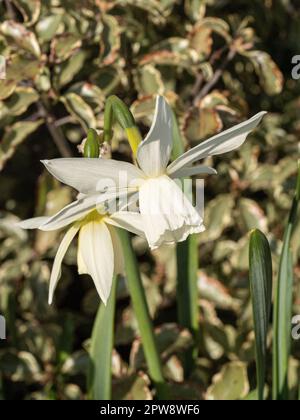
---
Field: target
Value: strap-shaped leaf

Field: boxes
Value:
[88,275,117,400]
[249,229,273,400]
[172,109,200,376]
[273,161,300,400]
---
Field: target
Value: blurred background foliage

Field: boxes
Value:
[0,0,299,400]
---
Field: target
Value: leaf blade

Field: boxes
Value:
[249,229,273,400]
[88,275,117,400]
[273,162,300,400]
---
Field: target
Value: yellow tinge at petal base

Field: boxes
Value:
[125,126,142,157]
[79,209,105,226]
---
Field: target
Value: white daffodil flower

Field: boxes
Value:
[37,96,266,249]
[19,195,144,305]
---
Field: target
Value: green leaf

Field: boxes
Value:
[206,362,250,400]
[61,351,88,376]
[0,87,39,118]
[273,246,293,401]
[0,21,41,57]
[0,79,17,100]
[171,109,185,161]
[243,386,269,400]
[202,17,231,39]
[88,275,117,400]
[184,0,206,22]
[112,373,152,400]
[11,0,41,25]
[54,50,87,88]
[139,42,195,69]
[176,235,199,376]
[249,229,273,400]
[134,65,164,96]
[100,14,121,66]
[198,271,239,310]
[0,351,42,383]
[117,0,165,24]
[35,185,72,254]
[189,24,213,58]
[118,229,167,399]
[68,83,105,110]
[131,96,156,126]
[171,110,199,376]
[130,324,193,371]
[50,33,82,63]
[184,107,223,142]
[273,162,300,400]
[247,51,283,96]
[239,198,268,231]
[60,92,96,130]
[36,15,62,42]
[297,163,300,200]
[202,194,235,241]
[0,119,43,170]
[5,53,42,82]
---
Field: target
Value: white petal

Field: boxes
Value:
[42,158,144,194]
[77,246,88,275]
[40,190,125,231]
[78,220,114,304]
[137,96,173,177]
[39,195,99,231]
[48,223,80,304]
[107,224,124,275]
[168,112,267,176]
[18,216,50,230]
[139,175,204,249]
[169,165,217,179]
[105,211,146,238]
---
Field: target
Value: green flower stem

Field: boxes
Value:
[85,129,116,400]
[103,96,167,398]
[273,162,300,400]
[118,229,168,400]
[176,235,200,375]
[88,275,117,400]
[172,110,200,376]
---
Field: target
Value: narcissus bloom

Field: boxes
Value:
[134,97,265,248]
[35,97,266,249]
[19,197,144,304]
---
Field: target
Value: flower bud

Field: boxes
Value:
[104,95,142,156]
[84,128,100,158]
